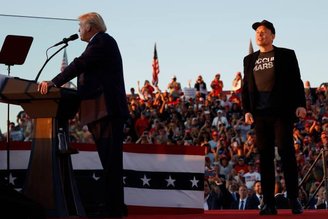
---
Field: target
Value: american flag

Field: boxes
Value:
[61,48,68,72]
[60,48,73,88]
[152,43,160,86]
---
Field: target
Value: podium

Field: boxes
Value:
[0,74,85,217]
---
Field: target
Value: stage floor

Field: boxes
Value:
[129,210,328,219]
[49,209,328,219]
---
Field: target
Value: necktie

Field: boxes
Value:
[240,200,244,210]
[258,195,263,209]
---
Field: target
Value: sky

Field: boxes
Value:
[0,0,327,131]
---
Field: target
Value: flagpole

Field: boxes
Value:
[249,38,254,54]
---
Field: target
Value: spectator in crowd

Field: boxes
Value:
[231,184,257,210]
[304,80,317,104]
[314,186,327,209]
[129,87,139,100]
[204,178,219,210]
[226,180,239,202]
[149,119,162,141]
[4,122,24,141]
[134,112,150,137]
[298,187,309,209]
[80,125,94,144]
[212,109,229,129]
[215,135,230,158]
[243,131,258,163]
[218,92,232,111]
[315,91,327,113]
[204,176,232,210]
[229,140,243,161]
[194,75,207,99]
[137,80,154,102]
[318,131,328,155]
[16,111,33,141]
[167,75,182,100]
[123,113,139,143]
[203,142,215,166]
[135,131,152,144]
[233,119,251,143]
[210,73,224,98]
[154,125,168,144]
[208,131,219,152]
[232,71,242,95]
[227,102,243,122]
[234,156,249,178]
[217,155,234,180]
[274,180,290,209]
[249,180,263,209]
[243,161,261,190]
[309,121,323,144]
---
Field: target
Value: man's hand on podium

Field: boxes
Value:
[38,81,55,94]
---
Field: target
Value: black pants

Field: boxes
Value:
[88,116,125,215]
[254,115,299,205]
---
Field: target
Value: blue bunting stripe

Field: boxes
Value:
[123,169,204,191]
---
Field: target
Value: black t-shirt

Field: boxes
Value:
[253,50,275,110]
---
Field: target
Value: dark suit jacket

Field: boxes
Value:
[206,183,233,210]
[231,197,258,210]
[248,193,261,209]
[242,46,306,119]
[52,32,129,124]
[206,191,222,210]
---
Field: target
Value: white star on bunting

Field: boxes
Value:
[165,175,176,187]
[140,174,151,186]
[92,172,100,181]
[123,176,127,185]
[190,176,199,188]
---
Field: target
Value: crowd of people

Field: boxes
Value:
[2,75,328,210]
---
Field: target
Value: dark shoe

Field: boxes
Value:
[259,204,277,215]
[290,199,303,214]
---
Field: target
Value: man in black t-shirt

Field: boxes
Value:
[242,20,306,215]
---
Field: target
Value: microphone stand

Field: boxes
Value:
[6,65,11,185]
[35,43,68,82]
[0,35,33,186]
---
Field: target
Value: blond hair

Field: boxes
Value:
[78,12,107,32]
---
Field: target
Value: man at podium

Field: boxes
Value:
[38,12,129,218]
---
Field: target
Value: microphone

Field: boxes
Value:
[52,34,79,47]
